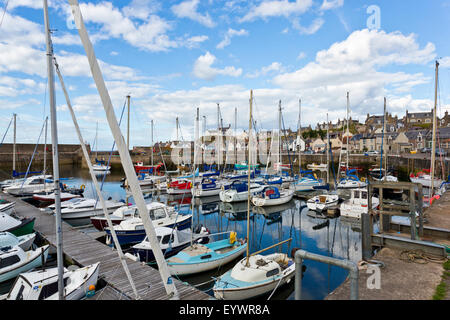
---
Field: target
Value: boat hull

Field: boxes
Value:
[167,242,247,276]
[0,245,49,283]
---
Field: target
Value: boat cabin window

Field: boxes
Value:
[266,268,279,278]
[150,208,166,220]
[30,179,45,185]
[160,234,173,245]
[353,191,360,199]
[0,254,20,268]
[361,191,368,199]
[16,284,25,300]
[38,278,68,300]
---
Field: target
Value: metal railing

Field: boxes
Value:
[294,249,359,300]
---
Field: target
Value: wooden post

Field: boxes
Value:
[417,184,424,238]
[410,186,417,240]
[362,184,373,261]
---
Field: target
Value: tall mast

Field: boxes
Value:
[346,92,350,170]
[431,61,439,196]
[298,99,302,176]
[176,117,179,166]
[12,113,16,176]
[246,90,253,267]
[380,97,387,179]
[191,108,199,245]
[327,113,330,184]
[43,116,48,193]
[68,0,179,298]
[278,100,282,169]
[235,107,237,165]
[95,121,98,159]
[151,120,154,167]
[217,103,220,171]
[127,95,131,151]
[43,0,64,300]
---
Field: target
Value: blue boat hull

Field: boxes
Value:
[106,219,192,246]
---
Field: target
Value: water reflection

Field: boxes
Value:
[24,165,364,300]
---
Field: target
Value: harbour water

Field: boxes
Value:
[1,164,363,300]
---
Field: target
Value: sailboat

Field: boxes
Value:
[410,61,446,194]
[213,91,295,300]
[307,113,341,210]
[166,108,247,276]
[92,122,111,172]
[7,2,100,300]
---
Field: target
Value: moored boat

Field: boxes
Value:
[340,188,379,219]
[0,244,49,283]
[251,186,294,207]
[167,231,247,276]
[5,262,100,300]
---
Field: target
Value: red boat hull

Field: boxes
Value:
[90,216,123,231]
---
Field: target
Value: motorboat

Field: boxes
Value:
[307,193,340,212]
[130,226,209,263]
[251,186,294,207]
[340,188,379,219]
[192,178,232,197]
[0,213,35,237]
[0,244,49,283]
[0,200,15,215]
[50,198,125,221]
[104,202,192,246]
[3,175,53,196]
[219,181,266,203]
[0,232,36,251]
[166,179,193,195]
[5,262,100,300]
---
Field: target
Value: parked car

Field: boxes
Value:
[364,150,379,156]
[421,148,432,153]
[436,148,447,157]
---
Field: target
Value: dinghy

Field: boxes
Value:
[167,231,247,276]
[0,244,49,283]
[131,226,209,263]
[340,188,379,219]
[5,262,100,300]
[251,186,294,207]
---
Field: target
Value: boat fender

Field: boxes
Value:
[86,285,96,298]
[229,231,237,244]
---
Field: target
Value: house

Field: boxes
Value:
[311,138,326,153]
[359,135,377,152]
[330,137,343,150]
[405,130,428,150]
[392,132,412,154]
[440,111,450,127]
[403,110,434,128]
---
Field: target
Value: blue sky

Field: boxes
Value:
[0,0,449,149]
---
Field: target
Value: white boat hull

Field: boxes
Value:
[252,190,294,207]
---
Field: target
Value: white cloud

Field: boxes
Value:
[184,35,209,49]
[246,62,284,78]
[192,52,242,80]
[123,0,161,20]
[292,17,325,35]
[320,0,344,11]
[171,0,216,28]
[239,0,313,22]
[441,57,450,68]
[297,52,307,60]
[216,28,249,49]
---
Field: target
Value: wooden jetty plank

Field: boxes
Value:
[3,193,211,300]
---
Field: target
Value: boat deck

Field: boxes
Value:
[3,193,211,300]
